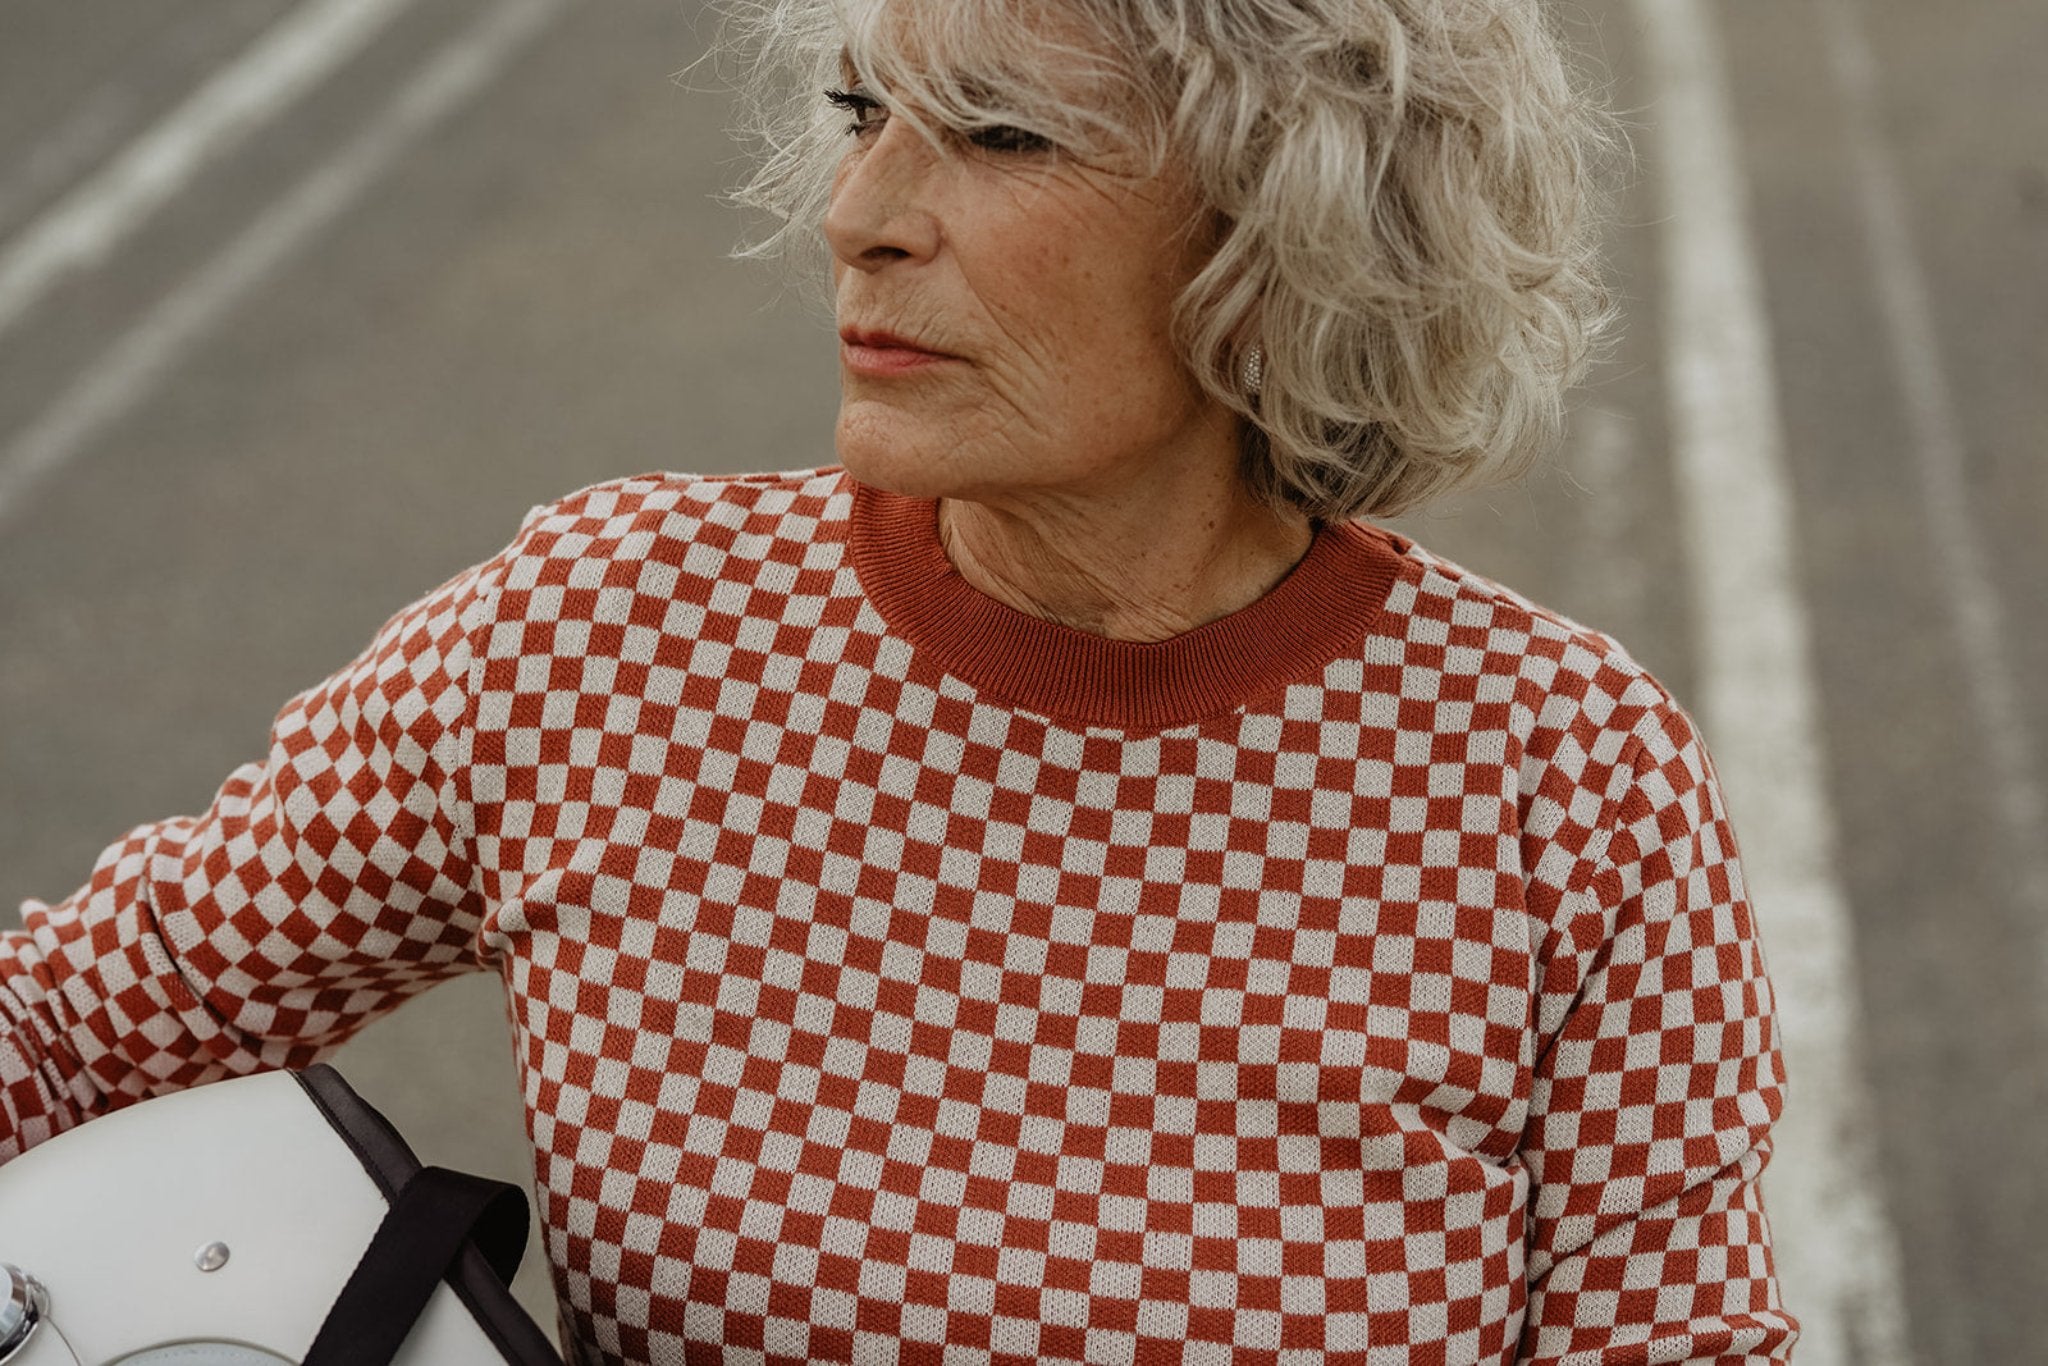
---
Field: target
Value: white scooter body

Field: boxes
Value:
[0,1070,550,1366]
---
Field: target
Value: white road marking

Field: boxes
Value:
[0,0,421,345]
[1815,0,2048,916]
[1630,3,1912,1363]
[0,0,568,526]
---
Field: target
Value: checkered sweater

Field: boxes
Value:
[2,468,1794,1364]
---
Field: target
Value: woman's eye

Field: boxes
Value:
[823,87,885,138]
[967,124,1055,155]
[824,88,1051,156]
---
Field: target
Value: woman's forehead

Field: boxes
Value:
[833,0,1161,162]
[836,0,1112,85]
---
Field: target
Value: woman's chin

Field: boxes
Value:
[834,420,973,502]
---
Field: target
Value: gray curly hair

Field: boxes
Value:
[717,0,1619,521]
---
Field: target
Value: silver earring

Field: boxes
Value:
[1242,344,1264,398]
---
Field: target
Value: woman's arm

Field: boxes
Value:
[1517,702,1799,1364]
[0,550,507,1162]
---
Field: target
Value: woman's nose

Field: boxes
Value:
[823,118,944,271]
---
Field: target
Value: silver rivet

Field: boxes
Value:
[196,1242,231,1273]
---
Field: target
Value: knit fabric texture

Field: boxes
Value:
[1,467,1795,1364]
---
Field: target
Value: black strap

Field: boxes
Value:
[302,1165,530,1366]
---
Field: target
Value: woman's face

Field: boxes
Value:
[824,62,1233,509]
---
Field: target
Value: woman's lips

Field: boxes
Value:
[839,328,957,376]
[841,342,952,374]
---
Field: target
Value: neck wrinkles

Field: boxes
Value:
[933,483,1316,644]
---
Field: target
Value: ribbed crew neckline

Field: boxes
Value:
[846,477,1408,732]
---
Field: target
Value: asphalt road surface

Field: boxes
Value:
[1,1,2041,1359]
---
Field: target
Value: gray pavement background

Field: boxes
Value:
[1,0,2041,1357]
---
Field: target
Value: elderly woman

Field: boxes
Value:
[0,0,1795,1362]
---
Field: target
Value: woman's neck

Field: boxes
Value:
[934,478,1315,643]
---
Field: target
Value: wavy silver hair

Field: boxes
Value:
[717,0,1619,521]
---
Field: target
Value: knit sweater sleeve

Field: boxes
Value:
[0,549,507,1164]
[1516,701,1799,1364]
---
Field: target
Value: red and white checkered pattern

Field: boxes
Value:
[2,468,1795,1363]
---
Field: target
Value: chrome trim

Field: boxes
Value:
[0,1264,48,1364]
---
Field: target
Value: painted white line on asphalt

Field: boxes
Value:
[0,0,421,344]
[1815,0,2048,916]
[1630,3,1912,1364]
[0,0,568,525]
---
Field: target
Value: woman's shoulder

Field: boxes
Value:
[451,465,857,638]
[510,465,852,548]
[1369,529,1692,761]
